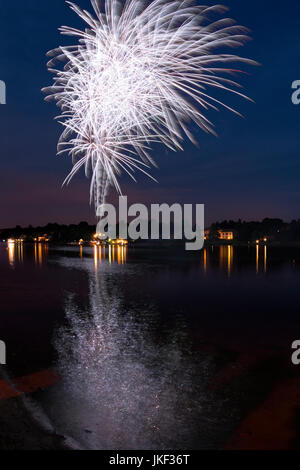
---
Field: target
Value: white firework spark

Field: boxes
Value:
[43,0,255,212]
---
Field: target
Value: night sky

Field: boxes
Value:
[0,0,300,228]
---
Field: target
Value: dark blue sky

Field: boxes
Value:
[0,0,300,228]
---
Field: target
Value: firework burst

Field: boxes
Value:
[43,0,255,212]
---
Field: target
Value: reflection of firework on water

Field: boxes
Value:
[43,0,254,211]
[53,268,199,449]
[42,257,229,450]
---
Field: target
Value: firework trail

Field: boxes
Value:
[43,0,254,213]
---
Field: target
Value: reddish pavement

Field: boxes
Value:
[0,368,60,400]
[225,377,300,450]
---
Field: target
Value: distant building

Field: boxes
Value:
[218,230,234,241]
[204,228,236,241]
[33,234,50,243]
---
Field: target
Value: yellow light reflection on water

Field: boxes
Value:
[7,240,24,266]
[264,245,267,273]
[117,246,122,265]
[18,242,23,264]
[38,244,43,266]
[227,245,233,277]
[94,245,98,270]
[8,241,15,266]
[219,245,224,270]
[256,244,259,274]
[34,243,38,264]
[103,245,128,265]
[34,242,48,266]
[203,248,207,274]
[116,246,127,265]
[112,246,115,263]
[219,245,233,277]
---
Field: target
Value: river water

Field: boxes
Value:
[1,242,300,449]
